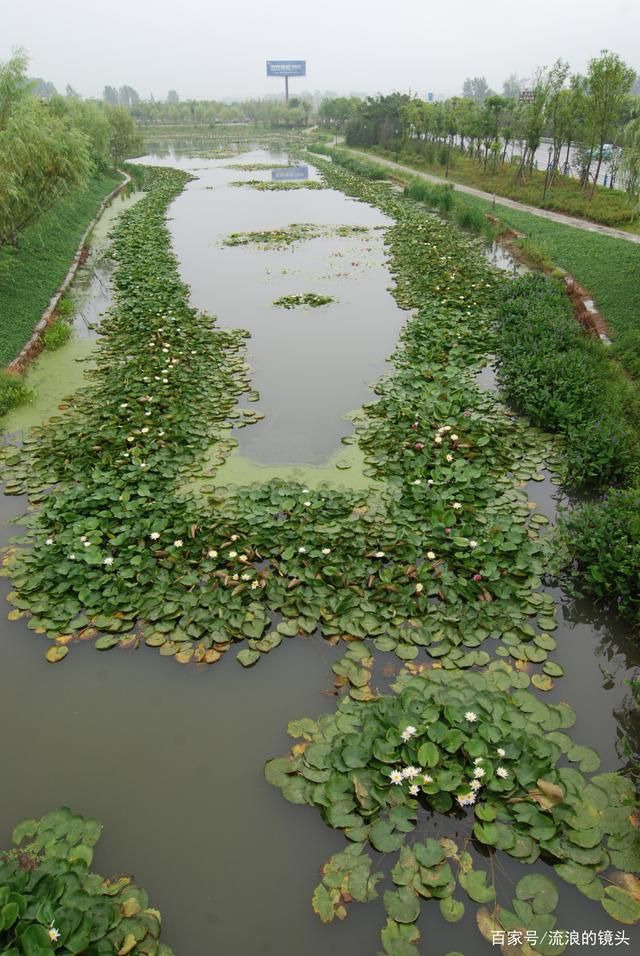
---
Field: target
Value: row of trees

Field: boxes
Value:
[0,51,142,248]
[321,52,639,197]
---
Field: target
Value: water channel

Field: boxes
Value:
[1,144,638,954]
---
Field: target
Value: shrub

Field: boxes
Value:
[43,316,72,350]
[560,486,640,624]
[0,371,32,418]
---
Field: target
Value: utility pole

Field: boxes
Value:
[285,75,289,106]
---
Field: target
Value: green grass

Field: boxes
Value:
[0,172,121,368]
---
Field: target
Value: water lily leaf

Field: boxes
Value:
[312,882,338,923]
[370,820,405,853]
[384,886,420,923]
[567,745,600,772]
[94,635,120,651]
[417,742,439,768]
[476,906,502,943]
[610,872,640,902]
[414,839,445,868]
[440,897,464,922]
[459,869,495,903]
[46,645,69,663]
[602,886,640,924]
[236,648,260,667]
[515,874,558,914]
[554,862,597,886]
[380,918,420,955]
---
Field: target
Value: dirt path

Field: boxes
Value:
[343,147,640,245]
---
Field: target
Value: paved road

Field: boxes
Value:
[343,148,640,245]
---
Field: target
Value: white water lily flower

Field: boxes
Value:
[442,425,452,432]
[470,779,482,790]
[445,454,454,462]
[321,547,332,555]
[207,549,218,558]
[427,479,434,485]
[469,540,478,548]
[126,436,135,442]
[141,428,149,434]
[412,479,422,485]
[68,554,76,560]
[302,488,310,493]
[80,535,87,542]
[400,726,417,741]
[473,767,486,778]
[228,550,238,558]
[408,784,420,796]
[241,573,251,581]
[450,433,459,441]
[434,435,443,444]
[120,403,128,409]
[303,500,311,506]
[103,556,114,566]
[238,555,248,562]
[389,769,404,785]
[452,502,462,510]
[150,532,161,540]
[426,551,436,561]
[298,547,306,554]
[145,411,151,416]
[158,430,165,436]
[48,926,61,942]
[465,711,478,722]
[139,462,147,469]
[83,541,91,548]
[496,767,509,779]
[497,747,506,758]
[422,774,433,785]
[474,757,484,765]
[162,347,169,353]
[415,583,424,593]
[456,792,477,807]
[173,539,183,548]
[374,551,385,558]
[402,766,420,780]
[251,580,259,589]
[162,378,168,384]
[230,534,239,542]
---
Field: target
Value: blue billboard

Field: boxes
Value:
[272,165,309,181]
[266,60,306,77]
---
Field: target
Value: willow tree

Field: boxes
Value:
[0,51,91,247]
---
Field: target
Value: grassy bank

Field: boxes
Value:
[0,171,121,369]
[328,145,640,384]
[365,141,639,230]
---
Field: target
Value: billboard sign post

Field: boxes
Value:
[266,60,306,105]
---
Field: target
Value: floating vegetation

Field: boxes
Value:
[1,164,562,677]
[1,807,173,955]
[267,664,640,953]
[222,223,371,249]
[229,178,325,191]
[273,293,335,309]
[222,223,322,248]
[224,162,292,171]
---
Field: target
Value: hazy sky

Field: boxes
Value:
[2,0,639,101]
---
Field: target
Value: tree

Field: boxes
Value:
[166,90,179,104]
[102,85,119,105]
[583,50,636,194]
[30,77,57,99]
[620,115,640,202]
[105,105,143,165]
[462,76,492,104]
[502,74,522,99]
[0,51,92,247]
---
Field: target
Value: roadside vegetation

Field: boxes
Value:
[319,51,639,228]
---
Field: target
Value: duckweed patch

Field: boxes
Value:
[1,807,173,955]
[267,664,640,953]
[273,293,335,309]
